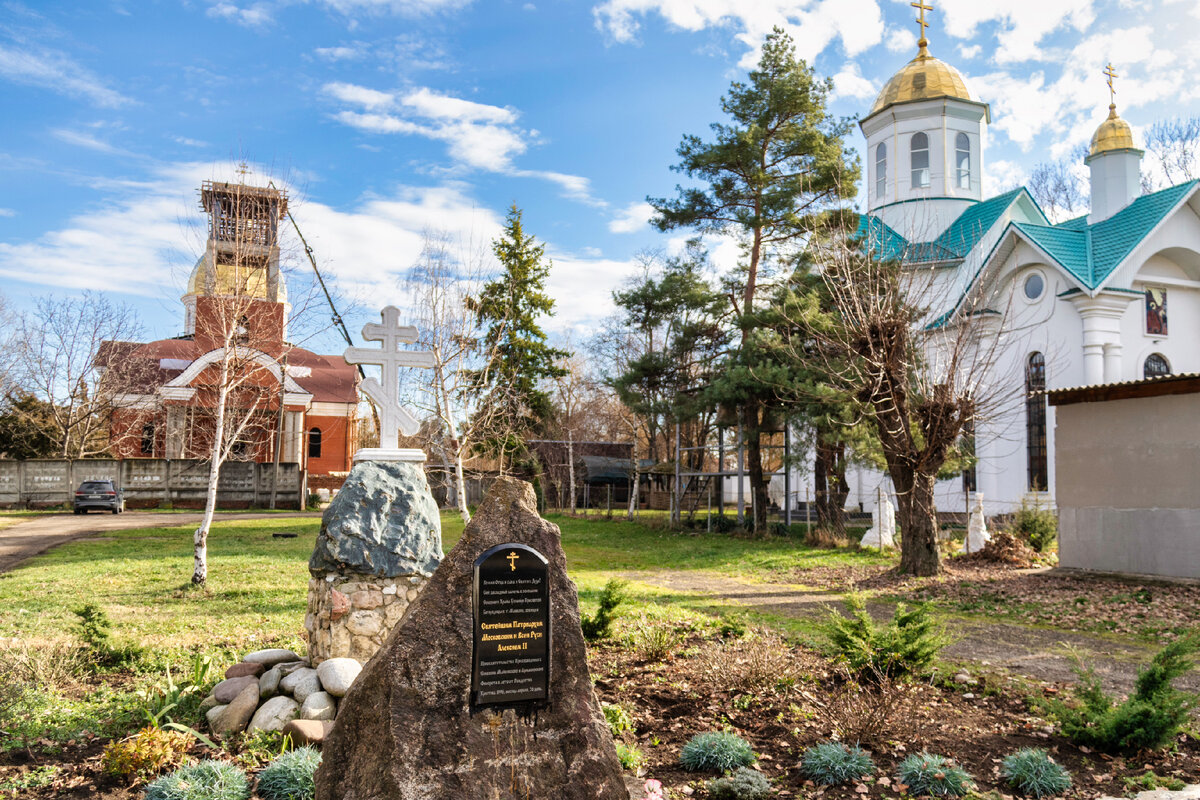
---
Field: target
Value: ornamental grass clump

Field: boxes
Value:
[144,760,250,800]
[707,767,772,800]
[679,731,756,772]
[256,746,321,800]
[1048,631,1200,753]
[800,741,874,785]
[896,753,973,798]
[1001,748,1072,798]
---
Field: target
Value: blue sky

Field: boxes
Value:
[1,0,1197,352]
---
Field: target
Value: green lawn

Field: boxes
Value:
[0,511,892,662]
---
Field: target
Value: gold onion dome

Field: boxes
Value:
[1089,104,1137,156]
[870,38,972,115]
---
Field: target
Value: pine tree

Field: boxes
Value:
[470,204,568,469]
[650,28,859,533]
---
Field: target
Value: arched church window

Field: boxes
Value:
[875,143,887,199]
[956,132,971,190]
[911,132,930,189]
[1025,352,1048,492]
[1145,353,1171,378]
[308,427,322,459]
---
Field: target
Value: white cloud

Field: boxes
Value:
[984,158,1026,195]
[173,136,209,148]
[206,2,274,26]
[592,0,884,66]
[958,44,981,59]
[324,81,396,109]
[0,209,15,218]
[830,62,876,101]
[542,251,640,334]
[324,82,600,202]
[938,0,1095,64]
[0,161,500,310]
[313,44,367,61]
[52,129,136,157]
[0,44,130,108]
[608,201,655,233]
[885,25,916,53]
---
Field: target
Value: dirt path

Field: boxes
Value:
[626,570,1200,695]
[0,511,321,574]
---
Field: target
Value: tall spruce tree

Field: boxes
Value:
[649,28,859,532]
[470,204,568,470]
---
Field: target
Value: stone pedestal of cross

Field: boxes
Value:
[344,306,436,463]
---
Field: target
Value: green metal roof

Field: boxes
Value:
[1010,180,1197,288]
[932,188,1025,258]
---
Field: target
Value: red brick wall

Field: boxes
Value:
[304,412,355,477]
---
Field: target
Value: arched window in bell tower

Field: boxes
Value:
[1025,352,1048,491]
[911,132,930,188]
[875,143,887,200]
[956,132,971,189]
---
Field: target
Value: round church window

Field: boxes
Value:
[1023,273,1044,300]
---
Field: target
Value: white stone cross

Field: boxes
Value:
[344,306,435,462]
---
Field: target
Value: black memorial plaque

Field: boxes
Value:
[471,543,551,709]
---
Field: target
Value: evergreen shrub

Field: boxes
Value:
[707,767,772,799]
[1000,748,1072,798]
[581,579,627,642]
[1048,631,1199,753]
[1010,500,1057,552]
[256,746,321,800]
[679,731,755,772]
[800,742,874,785]
[822,594,948,680]
[896,753,973,798]
[144,760,250,800]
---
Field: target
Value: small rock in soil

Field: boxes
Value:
[260,666,282,698]
[244,648,302,666]
[224,661,265,679]
[316,658,361,697]
[283,719,334,746]
[249,696,300,732]
[214,675,259,704]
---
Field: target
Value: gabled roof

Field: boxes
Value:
[1008,180,1198,289]
[857,188,1027,265]
[932,188,1025,258]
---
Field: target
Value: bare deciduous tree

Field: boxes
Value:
[790,210,1016,576]
[8,291,145,458]
[1027,159,1087,224]
[399,230,507,524]
[1142,115,1200,192]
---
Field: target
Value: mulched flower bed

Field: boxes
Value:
[592,631,1200,799]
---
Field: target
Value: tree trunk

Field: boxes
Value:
[814,436,848,535]
[454,451,471,524]
[742,402,769,535]
[194,364,230,586]
[894,469,941,576]
[829,441,849,534]
[567,433,577,515]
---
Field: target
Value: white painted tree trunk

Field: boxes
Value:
[193,362,230,585]
[567,432,576,515]
[455,451,471,524]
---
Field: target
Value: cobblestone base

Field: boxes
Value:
[305,572,428,664]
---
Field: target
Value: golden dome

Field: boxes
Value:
[1089,104,1137,156]
[869,41,973,116]
[184,252,276,301]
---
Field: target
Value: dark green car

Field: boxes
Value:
[73,480,124,514]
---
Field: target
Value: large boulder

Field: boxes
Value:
[314,477,629,800]
[309,461,442,578]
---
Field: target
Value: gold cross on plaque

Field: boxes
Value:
[1104,62,1118,105]
[911,0,933,42]
[507,551,519,571]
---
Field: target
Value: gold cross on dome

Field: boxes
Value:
[1104,63,1118,105]
[911,0,933,42]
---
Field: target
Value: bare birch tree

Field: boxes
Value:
[399,230,505,524]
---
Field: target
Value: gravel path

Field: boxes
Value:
[0,510,321,574]
[625,569,1200,695]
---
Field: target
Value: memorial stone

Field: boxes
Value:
[314,477,629,800]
